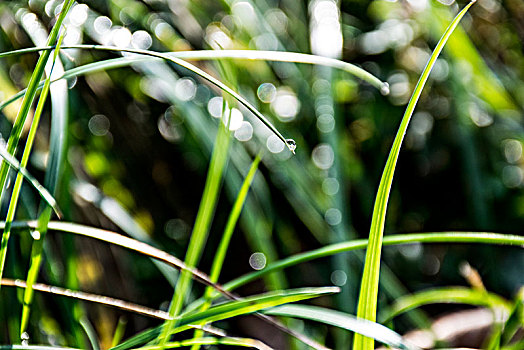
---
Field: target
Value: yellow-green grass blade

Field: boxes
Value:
[354,2,477,349]
[265,304,420,350]
[383,287,512,323]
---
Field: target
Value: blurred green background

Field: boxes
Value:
[0,0,522,348]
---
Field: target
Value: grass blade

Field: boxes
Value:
[217,231,523,301]
[192,154,261,347]
[0,0,73,200]
[160,105,232,345]
[137,337,273,350]
[0,47,389,95]
[0,147,61,216]
[19,30,67,336]
[112,287,338,350]
[383,286,512,322]
[0,278,171,320]
[265,304,420,350]
[354,2,477,349]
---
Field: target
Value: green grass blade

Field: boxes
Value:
[0,0,73,200]
[223,231,523,295]
[383,287,512,323]
[0,346,80,350]
[137,337,273,350]
[20,29,67,336]
[191,154,261,348]
[0,148,61,216]
[207,154,261,293]
[265,304,419,350]
[160,106,232,344]
[0,31,67,291]
[354,2,477,349]
[1,220,236,299]
[112,287,338,350]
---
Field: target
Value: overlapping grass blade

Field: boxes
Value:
[160,105,232,346]
[383,286,512,322]
[0,346,80,350]
[0,21,69,288]
[192,154,261,347]
[111,287,338,350]
[0,0,73,199]
[1,220,235,298]
[354,2,477,349]
[265,304,419,350]
[0,148,60,216]
[18,30,67,335]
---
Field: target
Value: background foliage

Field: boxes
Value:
[0,0,522,349]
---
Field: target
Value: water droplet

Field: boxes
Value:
[249,252,267,270]
[21,332,29,346]
[285,139,296,154]
[380,82,390,95]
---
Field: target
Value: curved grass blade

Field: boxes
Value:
[265,304,420,350]
[0,47,389,94]
[65,45,295,153]
[206,232,523,305]
[383,287,512,322]
[1,221,330,350]
[0,148,61,217]
[354,2,477,349]
[0,278,171,320]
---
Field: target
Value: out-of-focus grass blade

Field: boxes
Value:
[383,287,512,322]
[0,148,61,216]
[0,47,390,94]
[354,2,477,349]
[265,304,420,350]
[112,287,338,350]
[138,337,273,350]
